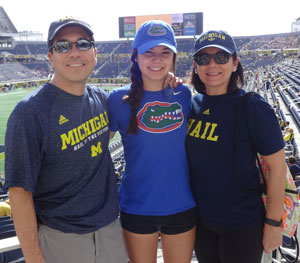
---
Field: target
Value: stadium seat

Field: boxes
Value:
[2,248,24,263]
[0,224,14,233]
[0,217,10,222]
[0,220,13,227]
[0,229,16,239]
[0,224,16,240]
[294,175,300,188]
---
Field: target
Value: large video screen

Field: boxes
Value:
[119,12,203,38]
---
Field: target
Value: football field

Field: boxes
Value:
[0,88,36,145]
[0,86,121,177]
[0,88,35,177]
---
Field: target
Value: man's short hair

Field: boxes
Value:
[288,156,297,165]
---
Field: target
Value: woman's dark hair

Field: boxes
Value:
[124,48,176,134]
[191,53,244,94]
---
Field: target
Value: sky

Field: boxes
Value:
[0,0,299,42]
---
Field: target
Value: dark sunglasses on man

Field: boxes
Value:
[194,52,232,66]
[49,39,94,53]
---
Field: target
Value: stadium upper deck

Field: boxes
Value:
[0,31,299,84]
[0,5,299,83]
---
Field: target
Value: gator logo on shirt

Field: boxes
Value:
[137,101,183,133]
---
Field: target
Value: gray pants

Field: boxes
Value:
[38,218,128,263]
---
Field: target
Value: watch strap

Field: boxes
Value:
[265,217,282,227]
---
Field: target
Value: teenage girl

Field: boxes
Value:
[108,20,196,263]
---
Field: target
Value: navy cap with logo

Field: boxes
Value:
[133,20,177,54]
[47,17,94,49]
[193,30,237,56]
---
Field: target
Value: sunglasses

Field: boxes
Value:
[194,52,231,66]
[50,39,94,53]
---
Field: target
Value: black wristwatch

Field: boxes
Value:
[265,217,282,227]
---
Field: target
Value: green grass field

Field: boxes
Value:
[0,86,121,177]
[0,88,35,176]
[0,88,36,145]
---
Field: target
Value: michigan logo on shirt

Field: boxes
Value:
[137,101,183,133]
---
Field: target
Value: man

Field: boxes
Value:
[288,155,300,179]
[4,17,127,263]
[283,121,290,134]
[265,78,271,91]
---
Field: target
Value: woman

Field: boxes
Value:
[108,20,196,263]
[185,30,286,263]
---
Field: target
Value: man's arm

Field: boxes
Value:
[9,187,46,263]
[261,148,286,254]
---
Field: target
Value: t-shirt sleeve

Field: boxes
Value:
[246,93,285,156]
[4,105,43,192]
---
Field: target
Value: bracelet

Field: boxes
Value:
[265,217,282,227]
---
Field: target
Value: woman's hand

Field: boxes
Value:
[262,224,282,254]
[164,72,182,88]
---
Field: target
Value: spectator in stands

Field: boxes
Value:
[284,128,295,144]
[0,172,7,195]
[288,156,300,179]
[4,17,128,263]
[278,117,285,130]
[274,100,280,115]
[108,20,196,263]
[266,78,271,90]
[0,200,11,217]
[0,171,3,183]
[186,30,286,263]
[283,121,290,133]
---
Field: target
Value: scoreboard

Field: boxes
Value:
[119,12,203,38]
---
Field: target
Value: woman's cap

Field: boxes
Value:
[193,30,237,56]
[133,20,177,54]
[48,17,94,48]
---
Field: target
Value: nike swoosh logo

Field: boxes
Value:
[173,91,182,96]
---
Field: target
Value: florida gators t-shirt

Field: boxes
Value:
[108,84,195,216]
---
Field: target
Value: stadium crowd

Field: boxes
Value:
[0,31,299,83]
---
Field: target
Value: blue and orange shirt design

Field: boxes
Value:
[137,101,184,133]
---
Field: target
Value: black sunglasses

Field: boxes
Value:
[50,39,94,53]
[194,52,231,66]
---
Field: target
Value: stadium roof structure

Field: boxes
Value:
[0,7,17,34]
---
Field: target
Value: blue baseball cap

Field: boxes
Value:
[193,30,237,56]
[133,20,177,54]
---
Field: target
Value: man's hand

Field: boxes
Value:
[9,187,46,263]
